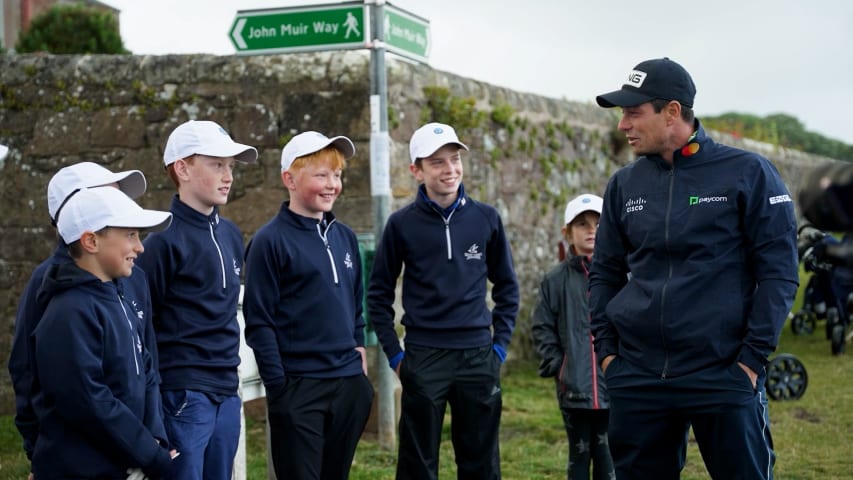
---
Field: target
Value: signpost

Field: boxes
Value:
[229,2,430,61]
[383,4,430,63]
[229,3,368,55]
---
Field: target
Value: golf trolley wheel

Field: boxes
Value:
[766,354,808,401]
[825,308,839,340]
[790,312,816,335]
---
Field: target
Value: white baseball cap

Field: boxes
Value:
[57,186,172,245]
[48,162,147,222]
[409,122,469,164]
[163,120,258,166]
[564,194,603,225]
[281,131,355,172]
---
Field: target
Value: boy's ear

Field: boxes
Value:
[409,163,422,178]
[173,158,192,182]
[281,170,295,189]
[79,231,99,253]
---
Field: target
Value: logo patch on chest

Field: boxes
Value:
[464,244,483,261]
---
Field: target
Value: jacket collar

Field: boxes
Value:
[568,253,592,273]
[171,194,220,229]
[277,201,336,231]
[416,183,468,217]
[644,119,714,168]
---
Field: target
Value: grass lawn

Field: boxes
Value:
[2,320,850,479]
[343,328,852,480]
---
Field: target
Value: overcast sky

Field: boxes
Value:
[102,0,853,146]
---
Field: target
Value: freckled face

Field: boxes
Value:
[285,162,342,219]
[179,155,236,212]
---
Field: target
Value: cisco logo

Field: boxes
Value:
[625,197,646,213]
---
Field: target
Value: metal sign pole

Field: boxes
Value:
[367,0,396,452]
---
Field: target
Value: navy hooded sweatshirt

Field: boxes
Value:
[8,241,158,461]
[32,262,171,479]
[136,195,241,395]
[589,121,799,386]
[367,184,520,361]
[243,203,365,390]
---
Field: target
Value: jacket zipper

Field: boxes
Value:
[660,168,675,379]
[443,210,455,260]
[117,294,141,375]
[209,220,227,290]
[580,259,600,408]
[317,220,339,284]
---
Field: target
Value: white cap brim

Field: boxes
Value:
[57,187,172,244]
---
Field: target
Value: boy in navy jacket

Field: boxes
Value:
[367,122,520,479]
[244,131,373,480]
[136,120,257,480]
[32,186,175,479]
[8,162,154,477]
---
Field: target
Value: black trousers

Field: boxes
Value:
[267,374,374,480]
[606,358,773,480]
[559,408,614,480]
[396,344,503,480]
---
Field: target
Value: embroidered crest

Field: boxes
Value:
[464,244,483,261]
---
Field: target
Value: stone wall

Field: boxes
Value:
[0,52,836,413]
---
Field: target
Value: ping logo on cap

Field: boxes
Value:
[625,70,647,88]
[433,127,444,134]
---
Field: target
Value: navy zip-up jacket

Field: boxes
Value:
[137,195,241,395]
[589,121,799,381]
[367,184,520,360]
[8,241,158,461]
[32,262,171,479]
[243,203,365,389]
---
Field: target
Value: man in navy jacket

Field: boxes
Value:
[590,58,798,480]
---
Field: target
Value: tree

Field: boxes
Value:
[16,3,129,54]
[702,112,853,161]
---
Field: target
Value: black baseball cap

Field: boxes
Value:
[596,57,696,108]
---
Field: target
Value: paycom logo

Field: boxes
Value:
[689,195,728,206]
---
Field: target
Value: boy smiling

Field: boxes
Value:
[32,187,174,479]
[367,122,520,479]
[243,131,373,479]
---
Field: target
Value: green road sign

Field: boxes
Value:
[383,5,430,62]
[230,3,368,55]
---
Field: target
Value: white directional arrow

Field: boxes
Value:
[231,18,247,50]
